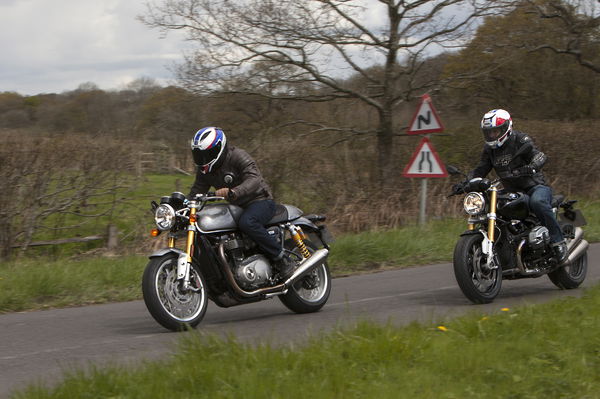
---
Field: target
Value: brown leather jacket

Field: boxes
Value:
[189,146,273,207]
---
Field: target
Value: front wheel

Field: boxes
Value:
[548,252,587,289]
[142,253,208,331]
[279,240,332,313]
[453,234,502,304]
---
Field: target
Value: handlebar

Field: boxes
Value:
[192,193,225,202]
[447,177,501,197]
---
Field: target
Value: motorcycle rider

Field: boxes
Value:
[469,109,568,263]
[188,127,296,277]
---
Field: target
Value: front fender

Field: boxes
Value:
[148,247,189,280]
[148,247,186,259]
[459,229,494,257]
[459,229,483,237]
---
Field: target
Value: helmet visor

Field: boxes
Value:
[483,127,505,142]
[192,141,223,167]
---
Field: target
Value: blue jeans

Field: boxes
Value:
[238,199,280,259]
[528,185,564,243]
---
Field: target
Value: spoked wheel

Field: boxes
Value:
[279,240,331,313]
[453,234,502,304]
[548,252,587,289]
[142,253,208,331]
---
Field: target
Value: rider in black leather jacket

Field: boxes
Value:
[470,109,568,262]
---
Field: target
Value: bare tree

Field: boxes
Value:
[525,0,600,73]
[139,0,513,183]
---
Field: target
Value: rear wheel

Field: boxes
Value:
[453,234,502,304]
[142,253,208,331]
[548,252,587,289]
[279,240,331,313]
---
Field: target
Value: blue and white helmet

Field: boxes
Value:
[191,127,227,174]
[481,109,512,148]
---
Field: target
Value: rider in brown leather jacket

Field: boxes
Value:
[188,127,295,276]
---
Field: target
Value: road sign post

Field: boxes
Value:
[404,94,447,225]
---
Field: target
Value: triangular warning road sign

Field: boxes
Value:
[407,94,444,135]
[402,137,448,178]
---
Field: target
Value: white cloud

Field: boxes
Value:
[0,0,189,95]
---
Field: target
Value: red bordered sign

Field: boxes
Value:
[402,137,448,178]
[407,94,444,135]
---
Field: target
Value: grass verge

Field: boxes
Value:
[0,256,146,312]
[14,284,600,399]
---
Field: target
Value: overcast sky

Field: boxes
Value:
[0,0,189,96]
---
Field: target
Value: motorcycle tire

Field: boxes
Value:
[142,253,208,331]
[279,239,332,314]
[548,252,588,289]
[453,233,502,304]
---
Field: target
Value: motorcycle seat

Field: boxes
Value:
[552,195,565,208]
[266,204,303,225]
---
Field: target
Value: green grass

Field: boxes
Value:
[13,284,600,399]
[0,256,147,312]
[328,218,464,273]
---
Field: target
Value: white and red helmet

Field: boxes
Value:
[191,127,227,174]
[480,109,512,148]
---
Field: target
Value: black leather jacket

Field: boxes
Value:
[189,145,273,207]
[471,130,548,192]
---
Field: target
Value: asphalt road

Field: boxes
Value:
[2,243,599,398]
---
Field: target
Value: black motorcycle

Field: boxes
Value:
[142,192,333,331]
[447,166,588,304]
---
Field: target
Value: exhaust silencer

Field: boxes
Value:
[284,248,329,287]
[561,239,589,267]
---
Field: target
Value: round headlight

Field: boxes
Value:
[155,204,176,231]
[463,192,486,215]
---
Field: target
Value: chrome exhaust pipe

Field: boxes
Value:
[284,248,329,288]
[566,227,584,254]
[561,239,589,267]
[216,244,328,298]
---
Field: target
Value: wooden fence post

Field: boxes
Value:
[107,224,119,251]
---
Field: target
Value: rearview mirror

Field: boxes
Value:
[446,165,461,176]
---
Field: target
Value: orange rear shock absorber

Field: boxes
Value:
[289,225,311,258]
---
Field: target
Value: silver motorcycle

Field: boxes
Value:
[142,191,333,331]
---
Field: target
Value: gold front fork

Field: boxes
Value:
[185,205,198,263]
[487,187,498,242]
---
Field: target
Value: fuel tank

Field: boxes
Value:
[197,203,243,232]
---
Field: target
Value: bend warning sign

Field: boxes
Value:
[407,94,444,135]
[403,137,448,178]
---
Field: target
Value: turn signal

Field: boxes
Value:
[150,229,161,237]
[189,214,197,223]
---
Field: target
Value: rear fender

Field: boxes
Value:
[293,217,333,249]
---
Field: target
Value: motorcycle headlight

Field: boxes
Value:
[154,204,176,231]
[463,192,486,215]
